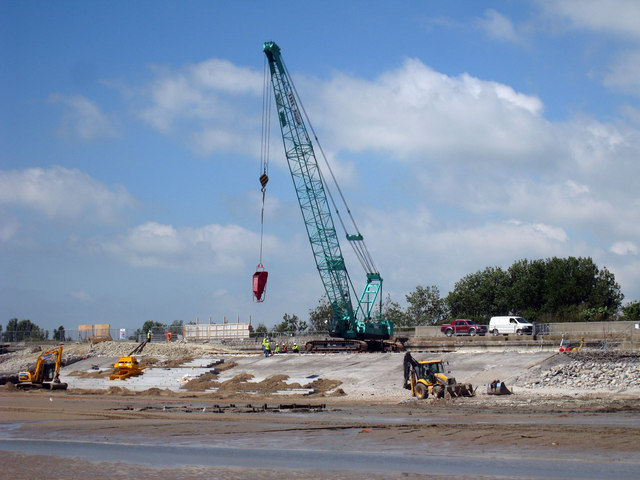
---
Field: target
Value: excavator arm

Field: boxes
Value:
[18,345,67,390]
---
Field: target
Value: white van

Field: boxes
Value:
[489,316,533,336]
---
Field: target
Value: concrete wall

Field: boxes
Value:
[548,321,637,334]
[415,321,638,338]
[414,326,441,337]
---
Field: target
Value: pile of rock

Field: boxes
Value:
[519,351,640,391]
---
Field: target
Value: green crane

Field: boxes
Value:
[263,41,400,351]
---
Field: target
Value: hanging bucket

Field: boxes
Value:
[253,264,268,302]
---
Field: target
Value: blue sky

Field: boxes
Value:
[2,1,639,333]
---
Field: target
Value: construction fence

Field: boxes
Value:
[2,321,638,345]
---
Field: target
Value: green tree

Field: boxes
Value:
[308,295,332,333]
[381,294,409,326]
[446,257,624,323]
[167,320,184,335]
[589,267,624,315]
[581,306,609,322]
[3,319,46,341]
[3,318,19,342]
[622,301,640,322]
[507,259,545,317]
[274,313,307,335]
[542,257,597,312]
[53,325,66,342]
[254,323,268,336]
[134,320,165,339]
[405,285,447,326]
[446,267,510,321]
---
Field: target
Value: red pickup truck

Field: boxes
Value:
[441,319,487,337]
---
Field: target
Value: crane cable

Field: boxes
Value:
[258,58,271,265]
[285,61,379,276]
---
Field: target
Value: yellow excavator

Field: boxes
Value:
[18,345,68,390]
[403,352,474,399]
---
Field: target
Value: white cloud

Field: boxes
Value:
[603,50,640,97]
[370,206,576,298]
[49,94,118,140]
[611,241,638,255]
[539,0,640,40]
[475,9,523,44]
[309,59,549,165]
[0,166,137,223]
[137,59,263,156]
[114,54,640,304]
[70,290,94,302]
[0,212,19,242]
[536,1,640,98]
[100,221,276,271]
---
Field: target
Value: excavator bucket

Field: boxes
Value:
[252,264,268,302]
[487,380,511,395]
[446,383,475,397]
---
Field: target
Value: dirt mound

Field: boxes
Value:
[136,387,174,396]
[256,374,301,394]
[68,369,114,379]
[215,373,255,396]
[216,360,238,372]
[161,357,194,368]
[328,388,347,397]
[184,373,343,397]
[139,357,159,367]
[181,372,220,391]
[189,373,305,397]
[305,378,342,394]
[106,386,133,396]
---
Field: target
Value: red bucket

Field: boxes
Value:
[253,264,268,302]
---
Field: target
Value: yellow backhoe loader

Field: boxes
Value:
[18,345,68,390]
[403,352,474,399]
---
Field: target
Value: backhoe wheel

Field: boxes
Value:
[414,383,428,399]
[433,385,445,399]
[445,328,453,337]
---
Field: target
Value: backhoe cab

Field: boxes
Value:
[18,345,67,390]
[403,352,474,399]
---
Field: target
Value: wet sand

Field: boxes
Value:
[1,388,639,479]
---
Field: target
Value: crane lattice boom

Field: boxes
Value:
[263,41,392,341]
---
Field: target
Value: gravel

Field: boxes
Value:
[514,351,640,392]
